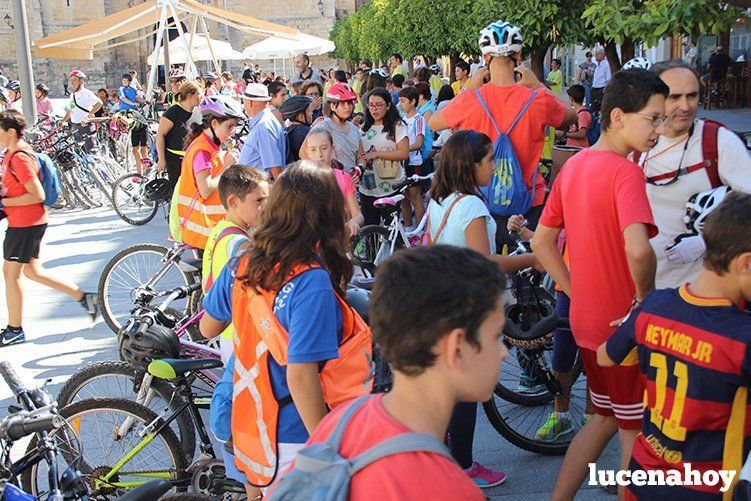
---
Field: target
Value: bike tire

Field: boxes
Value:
[56,360,197,464]
[98,244,195,333]
[90,161,115,206]
[352,225,392,275]
[22,397,187,499]
[112,173,159,226]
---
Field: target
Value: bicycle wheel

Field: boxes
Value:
[482,351,587,455]
[98,244,195,333]
[56,360,197,463]
[22,398,187,499]
[89,160,115,206]
[352,225,392,275]
[112,173,159,226]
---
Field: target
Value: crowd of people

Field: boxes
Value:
[1,12,751,501]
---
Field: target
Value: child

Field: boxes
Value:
[270,245,508,499]
[397,87,426,229]
[200,164,269,363]
[558,84,592,148]
[305,128,364,237]
[598,192,751,500]
[531,68,668,499]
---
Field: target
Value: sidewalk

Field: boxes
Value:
[697,108,751,133]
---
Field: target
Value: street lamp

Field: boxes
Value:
[3,14,13,29]
[317,0,324,16]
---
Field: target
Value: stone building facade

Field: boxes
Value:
[0,0,355,96]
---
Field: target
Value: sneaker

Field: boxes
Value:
[465,462,507,489]
[534,412,573,442]
[582,413,594,426]
[516,375,546,394]
[0,327,25,347]
[80,292,101,321]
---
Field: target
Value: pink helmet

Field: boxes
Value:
[70,70,87,79]
[168,68,186,79]
[326,82,358,103]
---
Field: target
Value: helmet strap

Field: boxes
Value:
[209,124,221,146]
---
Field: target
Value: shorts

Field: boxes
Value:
[405,158,434,178]
[131,125,148,147]
[579,348,644,430]
[4,224,47,263]
[261,442,304,493]
[221,445,249,485]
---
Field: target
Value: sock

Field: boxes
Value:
[6,325,22,333]
[555,411,572,420]
[79,293,89,305]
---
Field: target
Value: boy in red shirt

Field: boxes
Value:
[531,69,668,499]
[270,245,509,500]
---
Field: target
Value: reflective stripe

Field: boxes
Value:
[234,443,276,478]
[166,147,185,157]
[181,219,213,237]
[176,194,225,215]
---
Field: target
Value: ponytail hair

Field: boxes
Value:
[183,116,211,149]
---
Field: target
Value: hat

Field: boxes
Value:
[241,83,271,102]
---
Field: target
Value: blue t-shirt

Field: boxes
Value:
[203,264,343,443]
[237,108,287,173]
[118,86,138,111]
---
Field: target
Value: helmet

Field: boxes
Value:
[143,178,171,202]
[429,64,440,75]
[370,68,388,79]
[202,71,218,82]
[35,83,49,94]
[684,186,732,234]
[478,20,523,57]
[278,95,312,119]
[345,287,370,323]
[169,68,186,79]
[326,82,358,102]
[121,73,133,82]
[70,70,87,80]
[55,150,78,171]
[199,95,244,119]
[0,87,9,103]
[118,322,180,371]
[622,57,652,71]
[5,80,20,93]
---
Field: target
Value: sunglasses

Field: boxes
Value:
[367,102,388,109]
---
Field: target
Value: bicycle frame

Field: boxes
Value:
[374,207,429,268]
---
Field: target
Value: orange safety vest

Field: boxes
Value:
[170,131,225,249]
[230,261,373,487]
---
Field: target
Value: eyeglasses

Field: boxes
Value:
[635,113,669,128]
[367,102,388,109]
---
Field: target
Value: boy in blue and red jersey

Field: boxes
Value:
[599,192,751,500]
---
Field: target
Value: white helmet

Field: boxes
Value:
[622,57,652,71]
[199,94,244,120]
[479,20,523,57]
[684,186,732,234]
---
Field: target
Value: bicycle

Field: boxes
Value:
[112,166,170,226]
[351,173,434,275]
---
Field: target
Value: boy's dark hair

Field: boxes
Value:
[333,70,347,83]
[217,164,268,208]
[415,82,431,102]
[370,245,506,376]
[600,69,669,131]
[436,84,455,105]
[391,74,405,88]
[0,109,26,137]
[552,58,562,67]
[455,60,470,73]
[651,59,702,87]
[392,53,403,63]
[566,84,585,105]
[267,81,286,96]
[703,193,751,275]
[414,67,431,83]
[398,86,419,105]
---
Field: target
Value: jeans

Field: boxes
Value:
[581,82,593,107]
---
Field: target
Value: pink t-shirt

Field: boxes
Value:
[192,150,214,177]
[539,149,657,350]
[333,168,355,198]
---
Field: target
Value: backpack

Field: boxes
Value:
[203,225,249,291]
[577,108,600,146]
[5,149,62,206]
[633,119,723,188]
[266,395,454,500]
[474,89,539,216]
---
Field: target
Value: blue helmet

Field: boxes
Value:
[479,20,523,57]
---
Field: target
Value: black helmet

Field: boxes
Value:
[55,150,78,171]
[118,322,180,371]
[143,178,171,202]
[202,71,218,82]
[279,95,312,119]
[345,287,370,323]
[35,83,49,94]
[6,80,20,93]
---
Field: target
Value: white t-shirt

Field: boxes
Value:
[427,193,497,254]
[318,117,362,170]
[636,119,751,289]
[402,113,425,166]
[359,123,407,197]
[68,87,102,124]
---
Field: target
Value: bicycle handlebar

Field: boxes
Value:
[0,362,25,396]
[0,411,62,442]
[392,173,434,193]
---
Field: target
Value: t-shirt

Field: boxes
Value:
[429,75,443,97]
[577,62,596,84]
[162,104,193,163]
[204,86,218,97]
[285,123,310,163]
[567,109,592,148]
[352,79,364,113]
[547,69,563,96]
[635,120,751,289]
[592,60,611,88]
[539,149,657,350]
[427,194,496,254]
[203,265,342,442]
[191,135,218,177]
[118,85,138,111]
[359,123,407,198]
[36,98,53,120]
[275,394,483,500]
[292,69,323,84]
[391,65,407,78]
[1,148,47,227]
[238,108,286,174]
[403,113,425,166]
[606,285,751,499]
[317,117,361,170]
[68,87,101,124]
[441,83,568,207]
[333,168,355,198]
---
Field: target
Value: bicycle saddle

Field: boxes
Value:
[148,358,223,380]
[178,258,203,274]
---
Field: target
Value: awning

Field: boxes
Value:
[33,0,296,60]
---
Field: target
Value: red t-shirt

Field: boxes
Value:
[539,149,656,350]
[2,148,47,227]
[441,83,567,207]
[566,109,592,148]
[275,395,483,500]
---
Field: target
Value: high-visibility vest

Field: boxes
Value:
[168,131,226,249]
[230,261,373,487]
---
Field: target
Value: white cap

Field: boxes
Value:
[242,83,271,102]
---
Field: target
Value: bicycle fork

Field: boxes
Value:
[116,374,156,438]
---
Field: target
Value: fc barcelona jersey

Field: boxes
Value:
[607,285,751,500]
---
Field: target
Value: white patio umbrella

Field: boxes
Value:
[149,34,245,64]
[243,31,336,59]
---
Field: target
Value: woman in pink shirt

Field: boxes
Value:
[306,127,363,237]
[34,84,54,121]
